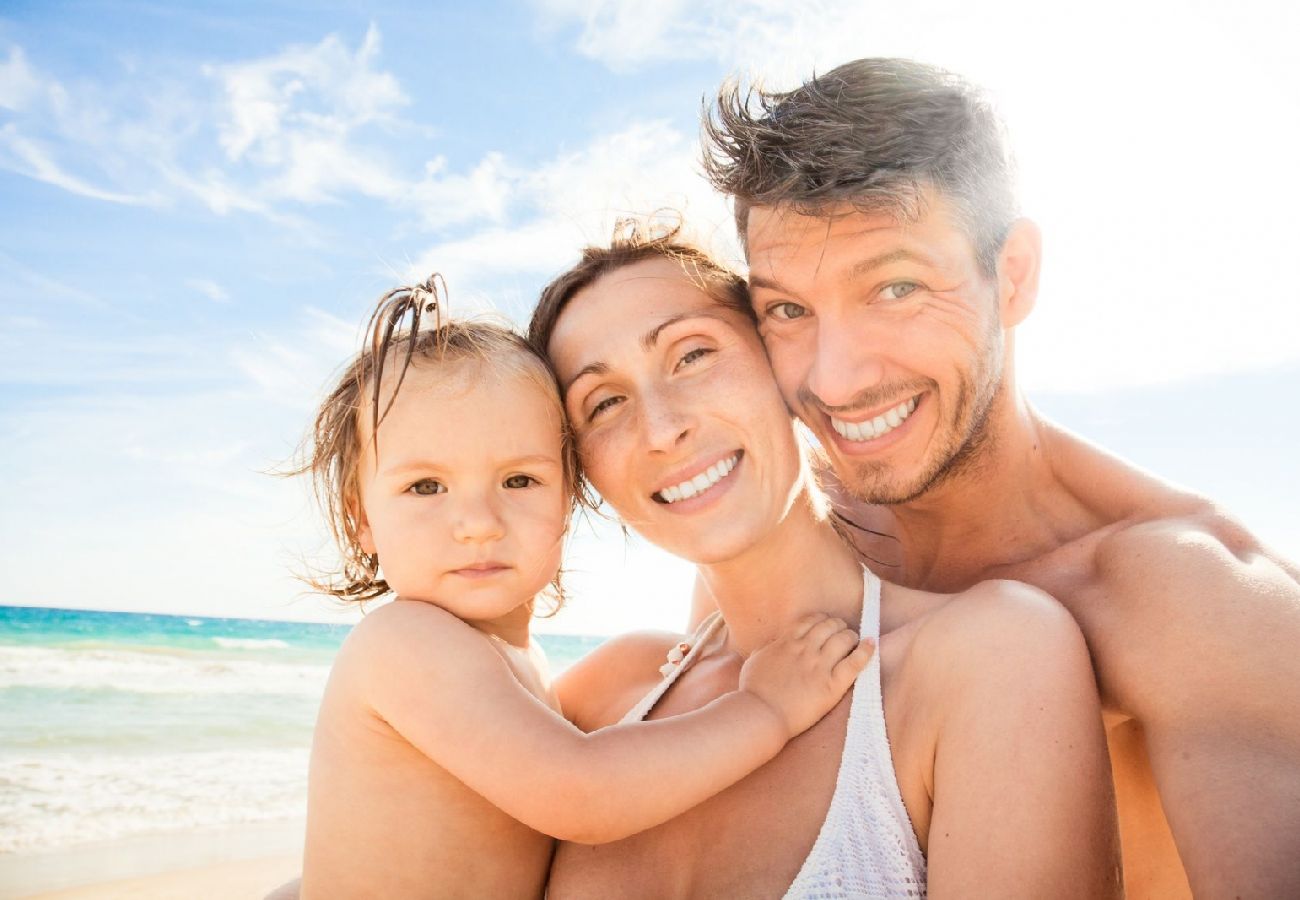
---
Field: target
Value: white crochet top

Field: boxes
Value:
[622,567,928,899]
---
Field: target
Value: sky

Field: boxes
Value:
[1,0,1297,636]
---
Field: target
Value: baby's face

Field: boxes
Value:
[354,360,568,637]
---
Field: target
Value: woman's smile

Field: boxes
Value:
[651,450,744,509]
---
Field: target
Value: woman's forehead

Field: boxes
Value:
[549,259,724,363]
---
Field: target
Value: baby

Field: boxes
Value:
[292,277,872,898]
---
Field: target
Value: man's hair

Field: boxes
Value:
[290,275,582,605]
[527,217,752,360]
[702,57,1018,276]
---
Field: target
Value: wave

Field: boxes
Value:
[0,747,309,854]
[0,645,331,696]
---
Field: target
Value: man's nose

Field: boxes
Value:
[806,321,886,409]
[452,491,506,544]
[639,388,694,453]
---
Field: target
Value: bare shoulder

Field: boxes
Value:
[909,579,1086,671]
[555,630,683,731]
[1095,505,1297,587]
[339,599,479,660]
[896,580,1094,731]
[331,599,504,700]
[1089,508,1300,720]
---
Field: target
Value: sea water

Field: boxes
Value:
[0,605,605,857]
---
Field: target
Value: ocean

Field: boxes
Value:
[0,604,606,859]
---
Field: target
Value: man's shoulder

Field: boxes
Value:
[1083,507,1300,718]
[1092,505,1279,596]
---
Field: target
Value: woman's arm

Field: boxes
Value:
[346,600,872,844]
[918,581,1122,899]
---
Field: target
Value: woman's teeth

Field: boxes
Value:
[656,453,740,504]
[831,396,918,442]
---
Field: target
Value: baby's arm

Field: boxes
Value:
[350,601,871,844]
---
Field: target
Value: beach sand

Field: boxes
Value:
[19,855,299,899]
[1,821,303,899]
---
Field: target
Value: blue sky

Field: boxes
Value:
[2,1,1297,635]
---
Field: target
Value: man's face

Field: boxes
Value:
[746,195,1007,504]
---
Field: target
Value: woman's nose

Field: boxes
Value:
[639,389,693,453]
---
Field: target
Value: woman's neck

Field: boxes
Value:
[697,489,867,656]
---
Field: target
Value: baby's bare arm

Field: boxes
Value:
[356,603,870,844]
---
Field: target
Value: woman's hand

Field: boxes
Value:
[739,613,875,738]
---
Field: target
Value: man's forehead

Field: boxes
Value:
[745,194,968,276]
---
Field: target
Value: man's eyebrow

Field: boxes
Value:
[848,248,929,278]
[748,248,929,295]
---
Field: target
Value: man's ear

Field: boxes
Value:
[997,218,1041,328]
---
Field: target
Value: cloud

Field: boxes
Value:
[530,0,1300,390]
[0,28,512,232]
[0,44,43,110]
[404,119,738,322]
[186,279,230,303]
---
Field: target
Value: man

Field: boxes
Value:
[702,57,1300,898]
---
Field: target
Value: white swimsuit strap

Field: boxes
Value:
[619,612,727,724]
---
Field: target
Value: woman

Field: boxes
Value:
[531,226,1122,898]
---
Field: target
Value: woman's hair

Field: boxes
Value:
[290,274,582,606]
[527,218,753,358]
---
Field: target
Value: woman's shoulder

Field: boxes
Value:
[898,579,1092,711]
[555,630,685,731]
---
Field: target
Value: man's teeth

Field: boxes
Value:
[831,397,918,442]
[658,454,739,504]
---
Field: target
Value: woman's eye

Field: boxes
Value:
[503,474,538,489]
[766,301,808,321]
[588,395,623,421]
[409,480,445,495]
[881,281,919,301]
[675,347,713,370]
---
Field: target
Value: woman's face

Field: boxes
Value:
[547,257,805,565]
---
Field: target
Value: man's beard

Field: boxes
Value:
[840,337,1005,506]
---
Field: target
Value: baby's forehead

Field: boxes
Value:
[361,356,561,437]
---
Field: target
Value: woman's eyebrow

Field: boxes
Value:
[641,312,729,350]
[562,361,608,399]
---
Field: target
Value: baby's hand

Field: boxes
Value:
[739,613,875,738]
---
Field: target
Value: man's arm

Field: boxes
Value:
[1096,518,1300,896]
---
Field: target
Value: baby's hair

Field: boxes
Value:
[291,274,584,607]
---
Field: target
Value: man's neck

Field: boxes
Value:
[884,394,1099,591]
[698,489,867,656]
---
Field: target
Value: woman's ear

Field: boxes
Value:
[997,218,1041,329]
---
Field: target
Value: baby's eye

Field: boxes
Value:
[765,301,808,321]
[880,281,919,301]
[503,474,539,489]
[409,480,446,495]
[588,395,624,421]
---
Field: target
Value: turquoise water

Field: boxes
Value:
[0,604,606,855]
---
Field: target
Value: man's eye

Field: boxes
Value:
[881,282,919,301]
[588,395,623,421]
[766,301,808,321]
[503,474,538,489]
[409,480,446,495]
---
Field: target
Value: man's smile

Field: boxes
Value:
[829,395,920,443]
